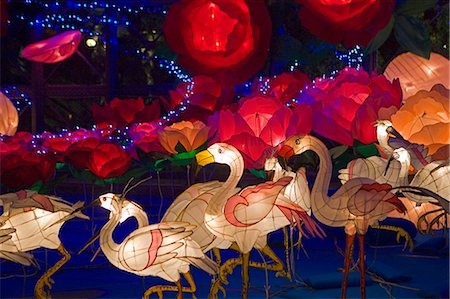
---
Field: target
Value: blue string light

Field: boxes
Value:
[1,86,32,112]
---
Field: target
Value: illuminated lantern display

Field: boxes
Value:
[92,97,161,128]
[166,75,229,122]
[0,149,56,189]
[83,192,218,299]
[218,95,308,169]
[279,135,407,299]
[296,0,395,47]
[163,0,272,84]
[390,84,450,160]
[0,91,19,136]
[21,30,82,63]
[162,151,298,284]
[86,143,131,179]
[384,52,450,99]
[264,156,311,214]
[158,120,209,154]
[195,143,323,298]
[338,147,411,187]
[402,160,450,206]
[312,68,402,145]
[374,120,431,171]
[388,197,450,233]
[0,190,89,298]
[128,122,164,154]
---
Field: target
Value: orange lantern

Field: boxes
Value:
[0,92,18,136]
[158,120,209,154]
[384,52,450,99]
[21,30,81,63]
[390,84,449,160]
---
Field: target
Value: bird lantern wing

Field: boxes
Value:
[162,180,223,221]
[225,177,293,228]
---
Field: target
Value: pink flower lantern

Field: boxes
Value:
[21,30,82,63]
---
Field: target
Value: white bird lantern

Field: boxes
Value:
[0,190,88,298]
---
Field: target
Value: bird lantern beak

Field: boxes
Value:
[386,126,403,139]
[195,150,215,166]
[278,145,294,170]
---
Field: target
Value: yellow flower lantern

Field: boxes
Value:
[158,120,209,154]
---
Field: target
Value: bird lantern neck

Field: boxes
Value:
[100,201,122,266]
[207,148,244,216]
[293,136,349,226]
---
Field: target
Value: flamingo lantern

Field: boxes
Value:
[375,120,431,171]
[80,192,218,299]
[338,147,411,187]
[278,135,407,299]
[195,143,324,299]
[0,190,88,298]
[162,158,301,289]
[0,228,36,266]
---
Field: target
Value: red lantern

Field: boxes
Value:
[21,30,81,63]
[296,0,395,47]
[164,0,272,85]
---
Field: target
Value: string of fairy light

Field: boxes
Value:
[3,0,365,152]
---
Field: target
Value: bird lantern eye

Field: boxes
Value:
[218,148,224,154]
[295,138,301,145]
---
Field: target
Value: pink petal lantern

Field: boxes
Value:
[21,30,82,63]
[384,52,449,99]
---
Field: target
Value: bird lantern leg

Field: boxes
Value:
[212,247,222,265]
[209,256,242,298]
[230,242,290,279]
[259,244,291,280]
[143,271,197,299]
[371,225,414,251]
[241,251,250,299]
[34,244,71,299]
[283,226,293,281]
[358,234,366,299]
[341,233,355,299]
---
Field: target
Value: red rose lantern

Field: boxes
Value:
[296,0,395,47]
[21,30,82,63]
[92,97,161,128]
[87,143,131,179]
[0,149,56,188]
[64,137,101,170]
[312,68,402,145]
[164,0,272,84]
[129,122,164,154]
[218,95,308,168]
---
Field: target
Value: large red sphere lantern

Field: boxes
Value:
[21,30,82,63]
[164,0,272,85]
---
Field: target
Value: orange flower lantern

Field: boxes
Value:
[390,84,449,160]
[163,0,272,85]
[384,52,450,99]
[0,92,18,136]
[21,30,81,63]
[158,120,210,154]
